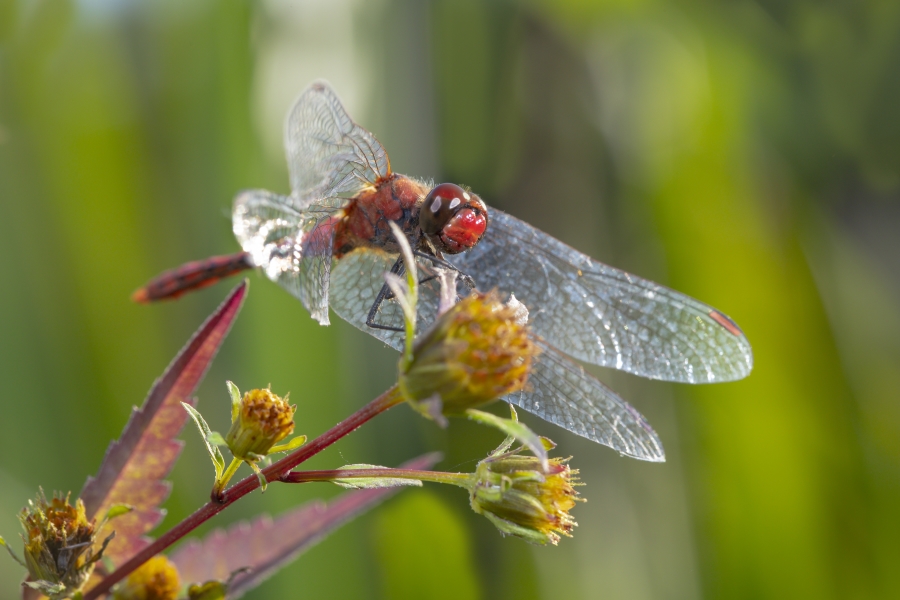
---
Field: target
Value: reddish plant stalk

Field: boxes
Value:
[84,385,404,599]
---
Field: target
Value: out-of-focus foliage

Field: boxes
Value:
[372,491,482,600]
[1,0,898,599]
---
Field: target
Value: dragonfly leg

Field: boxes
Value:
[412,250,476,289]
[379,256,448,301]
[366,256,405,332]
[365,251,477,332]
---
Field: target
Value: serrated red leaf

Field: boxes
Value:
[79,282,247,565]
[170,453,441,598]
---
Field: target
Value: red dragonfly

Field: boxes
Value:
[136,82,753,462]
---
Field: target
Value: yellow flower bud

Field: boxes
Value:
[18,490,108,598]
[113,555,181,600]
[225,387,296,461]
[469,451,582,545]
[399,291,537,415]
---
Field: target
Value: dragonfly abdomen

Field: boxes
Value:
[132,252,253,302]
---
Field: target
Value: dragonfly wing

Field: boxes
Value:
[330,247,663,459]
[329,247,443,348]
[284,82,391,207]
[510,341,664,461]
[233,190,343,325]
[449,209,754,383]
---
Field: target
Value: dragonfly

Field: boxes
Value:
[135,81,753,462]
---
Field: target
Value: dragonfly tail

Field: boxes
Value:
[133,252,253,303]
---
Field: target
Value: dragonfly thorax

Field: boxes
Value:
[333,174,426,257]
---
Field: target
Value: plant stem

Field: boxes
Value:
[283,468,472,488]
[84,385,404,600]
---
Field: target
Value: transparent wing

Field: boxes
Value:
[449,209,754,383]
[329,247,433,348]
[233,190,343,325]
[285,81,391,207]
[509,341,664,461]
[329,247,664,460]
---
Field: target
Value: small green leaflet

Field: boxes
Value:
[332,465,424,490]
[182,403,226,481]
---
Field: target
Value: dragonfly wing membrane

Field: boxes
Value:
[330,247,662,459]
[330,247,443,346]
[285,82,391,207]
[233,190,342,325]
[510,341,664,461]
[449,209,754,383]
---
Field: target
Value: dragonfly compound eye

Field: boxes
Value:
[420,183,488,254]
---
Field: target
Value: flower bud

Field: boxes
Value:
[225,387,296,460]
[19,490,108,598]
[399,291,537,415]
[469,451,582,545]
[113,555,181,600]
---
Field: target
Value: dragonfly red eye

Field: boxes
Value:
[420,183,488,254]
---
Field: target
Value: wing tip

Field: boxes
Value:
[634,451,666,463]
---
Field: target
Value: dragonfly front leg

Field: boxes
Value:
[366,256,406,332]
[365,252,478,332]
[412,250,476,290]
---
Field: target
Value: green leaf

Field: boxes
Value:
[488,405,520,456]
[182,402,226,481]
[226,380,241,423]
[248,461,268,492]
[465,408,549,471]
[331,465,424,490]
[481,511,552,546]
[268,435,307,454]
[207,431,227,447]
[104,503,133,521]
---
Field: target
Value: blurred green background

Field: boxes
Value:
[2,0,899,598]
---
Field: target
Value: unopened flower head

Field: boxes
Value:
[18,490,108,598]
[399,291,537,415]
[113,555,181,600]
[469,448,582,545]
[226,387,296,460]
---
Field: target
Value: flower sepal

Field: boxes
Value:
[465,406,550,471]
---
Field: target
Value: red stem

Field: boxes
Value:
[84,386,404,599]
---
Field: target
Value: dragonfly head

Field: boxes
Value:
[419,183,488,254]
